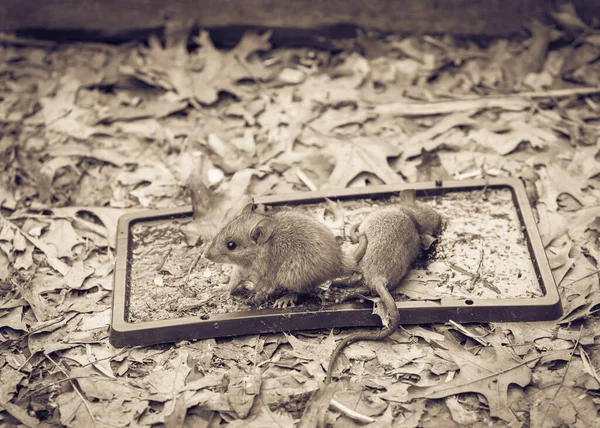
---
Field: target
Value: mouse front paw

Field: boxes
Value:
[273,293,297,308]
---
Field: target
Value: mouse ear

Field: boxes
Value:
[250,217,274,245]
[241,202,256,213]
[400,189,416,204]
[420,234,437,251]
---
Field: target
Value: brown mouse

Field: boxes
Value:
[325,191,442,383]
[204,204,357,308]
[397,189,442,250]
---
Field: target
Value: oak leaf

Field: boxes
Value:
[285,331,337,365]
[191,31,273,105]
[146,351,191,401]
[227,404,295,428]
[43,218,82,259]
[409,330,532,422]
[227,366,262,419]
[0,306,27,331]
[182,154,254,244]
[325,138,403,188]
[536,164,596,212]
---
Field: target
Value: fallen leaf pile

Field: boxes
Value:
[2,2,600,426]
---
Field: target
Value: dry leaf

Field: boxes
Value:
[468,125,549,155]
[190,31,273,105]
[121,20,199,96]
[546,235,575,285]
[317,198,346,241]
[118,164,180,207]
[391,400,426,427]
[333,387,389,419]
[297,383,337,428]
[227,367,262,419]
[535,163,597,212]
[164,394,187,428]
[551,2,589,33]
[46,143,135,167]
[206,133,255,174]
[403,113,476,159]
[498,321,561,344]
[182,155,253,244]
[536,206,567,247]
[63,260,95,289]
[228,403,295,428]
[7,22,600,428]
[445,396,479,425]
[528,358,598,428]
[147,351,191,401]
[325,138,403,188]
[13,240,33,271]
[285,332,336,366]
[560,289,600,324]
[0,306,27,331]
[501,19,552,90]
[372,97,530,118]
[96,94,188,124]
[40,76,111,141]
[415,150,452,182]
[409,330,532,422]
[0,400,40,427]
[43,219,82,259]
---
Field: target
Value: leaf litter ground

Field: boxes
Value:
[2,5,600,427]
[129,188,540,322]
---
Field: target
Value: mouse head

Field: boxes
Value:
[204,213,275,266]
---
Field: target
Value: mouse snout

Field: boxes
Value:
[203,242,217,261]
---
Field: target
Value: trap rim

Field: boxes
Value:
[110,177,561,348]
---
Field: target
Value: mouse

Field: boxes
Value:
[396,189,443,251]
[325,191,442,384]
[204,203,357,308]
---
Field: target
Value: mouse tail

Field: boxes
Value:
[325,277,399,384]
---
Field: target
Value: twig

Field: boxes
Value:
[185,253,202,283]
[157,248,172,271]
[476,86,600,101]
[561,269,600,289]
[17,352,37,372]
[45,354,96,424]
[470,247,485,289]
[25,372,149,401]
[22,316,66,339]
[0,32,58,48]
[448,320,490,347]
[174,253,202,280]
[292,166,318,191]
[578,344,600,385]
[540,326,583,428]
[371,86,600,117]
[448,261,501,294]
[21,376,94,399]
[330,399,375,423]
[79,347,131,369]
[526,96,587,131]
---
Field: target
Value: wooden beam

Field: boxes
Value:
[0,0,594,37]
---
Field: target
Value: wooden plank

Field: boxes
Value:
[0,0,595,37]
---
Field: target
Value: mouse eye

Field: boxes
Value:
[226,241,238,250]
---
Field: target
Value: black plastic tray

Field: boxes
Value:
[110,178,562,347]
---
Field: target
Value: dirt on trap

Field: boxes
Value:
[126,187,541,323]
